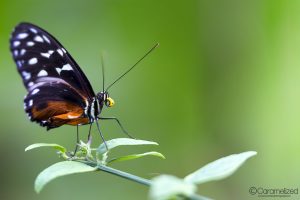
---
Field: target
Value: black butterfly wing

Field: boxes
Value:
[23,79,90,129]
[10,22,95,99]
[10,22,93,129]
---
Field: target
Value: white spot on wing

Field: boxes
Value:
[62,48,67,53]
[17,60,22,68]
[62,64,73,71]
[28,57,38,65]
[29,99,33,106]
[28,82,34,87]
[17,33,29,39]
[30,28,38,33]
[20,49,26,55]
[13,41,20,47]
[14,50,18,56]
[68,114,78,119]
[42,35,50,43]
[41,52,50,58]
[32,88,40,95]
[41,50,54,58]
[56,67,62,74]
[22,71,31,80]
[27,41,35,46]
[37,70,48,77]
[34,35,44,42]
[57,49,63,56]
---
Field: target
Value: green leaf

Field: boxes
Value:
[25,143,66,153]
[149,175,197,200]
[97,138,158,154]
[184,151,257,185]
[108,151,165,164]
[35,161,96,193]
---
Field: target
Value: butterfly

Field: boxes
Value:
[10,22,158,146]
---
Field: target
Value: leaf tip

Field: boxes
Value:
[157,153,166,159]
[243,151,258,157]
[34,180,42,194]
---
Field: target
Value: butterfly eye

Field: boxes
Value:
[105,97,115,107]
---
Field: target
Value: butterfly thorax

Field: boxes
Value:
[87,91,114,122]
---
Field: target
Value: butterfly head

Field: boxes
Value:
[97,91,115,108]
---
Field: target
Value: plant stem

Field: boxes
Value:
[97,164,152,186]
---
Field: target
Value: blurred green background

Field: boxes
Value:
[1,0,300,199]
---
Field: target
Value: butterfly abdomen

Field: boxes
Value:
[86,97,101,123]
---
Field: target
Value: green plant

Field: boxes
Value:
[25,138,257,200]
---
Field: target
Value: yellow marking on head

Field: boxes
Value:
[106,97,115,107]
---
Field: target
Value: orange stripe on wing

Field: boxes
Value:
[30,100,89,128]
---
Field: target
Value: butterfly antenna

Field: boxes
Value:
[101,52,105,92]
[105,43,159,91]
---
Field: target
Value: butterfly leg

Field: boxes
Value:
[71,125,80,157]
[87,123,93,142]
[98,117,135,139]
[95,119,108,151]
